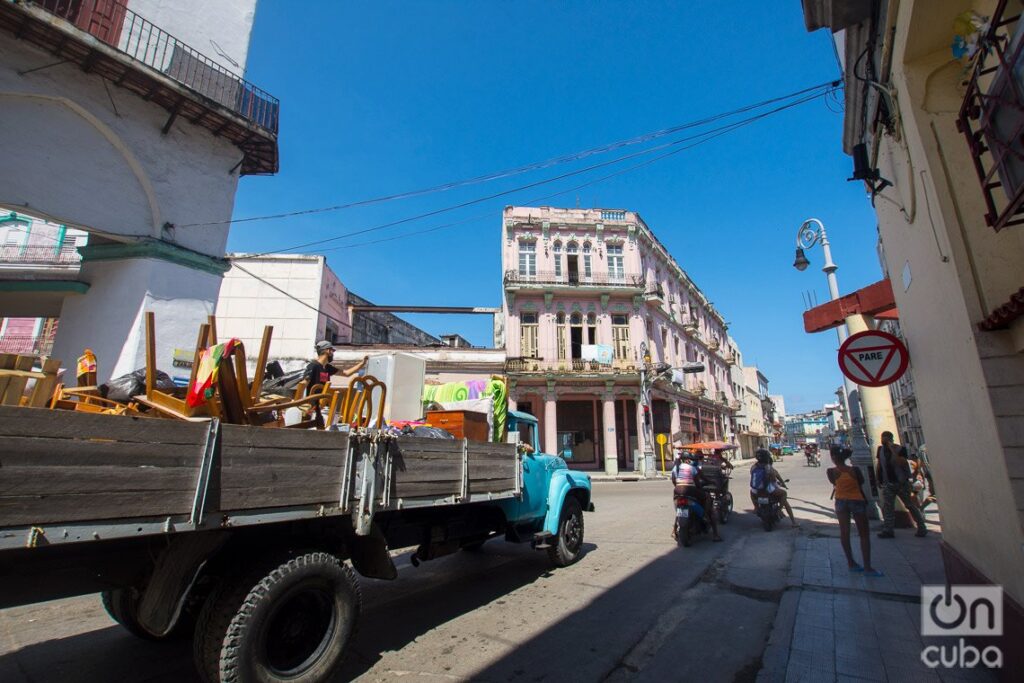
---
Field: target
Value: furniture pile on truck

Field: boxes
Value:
[0,311,593,683]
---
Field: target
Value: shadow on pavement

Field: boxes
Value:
[337,542,597,680]
[0,625,199,683]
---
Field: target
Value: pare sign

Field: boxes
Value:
[837,330,909,388]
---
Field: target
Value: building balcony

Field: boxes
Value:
[729,399,742,410]
[707,338,720,352]
[0,0,279,174]
[643,285,664,307]
[0,334,55,356]
[503,270,644,292]
[0,245,81,267]
[723,352,737,366]
[682,321,700,338]
[505,357,640,376]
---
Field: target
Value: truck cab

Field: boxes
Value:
[501,410,594,566]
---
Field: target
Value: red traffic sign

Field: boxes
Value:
[838,330,909,388]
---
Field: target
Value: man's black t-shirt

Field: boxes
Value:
[305,360,337,394]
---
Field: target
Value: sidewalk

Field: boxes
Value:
[756,463,996,683]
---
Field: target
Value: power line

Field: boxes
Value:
[179,80,840,229]
[242,85,838,259]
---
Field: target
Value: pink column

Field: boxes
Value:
[602,393,618,475]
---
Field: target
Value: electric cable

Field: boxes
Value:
[239,84,837,259]
[179,80,840,229]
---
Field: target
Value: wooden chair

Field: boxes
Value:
[212,342,335,427]
[0,354,61,407]
[339,375,387,429]
[51,384,139,415]
[132,312,210,421]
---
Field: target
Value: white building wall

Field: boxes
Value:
[130,0,259,75]
[0,40,241,257]
[217,256,323,361]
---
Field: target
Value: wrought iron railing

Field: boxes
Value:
[957,0,1024,230]
[503,270,644,288]
[0,245,81,265]
[505,358,639,374]
[0,334,54,355]
[35,0,279,133]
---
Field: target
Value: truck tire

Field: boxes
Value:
[102,588,191,641]
[547,496,584,567]
[193,552,361,683]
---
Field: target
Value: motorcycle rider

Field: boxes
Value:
[750,449,798,527]
[670,452,722,542]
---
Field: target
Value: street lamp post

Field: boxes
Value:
[793,218,878,513]
[638,340,705,477]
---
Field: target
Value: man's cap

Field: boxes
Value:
[315,340,333,353]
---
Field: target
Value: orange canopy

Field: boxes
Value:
[680,441,737,451]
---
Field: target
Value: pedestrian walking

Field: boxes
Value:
[875,431,927,538]
[827,446,882,576]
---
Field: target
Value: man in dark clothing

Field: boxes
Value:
[305,341,368,394]
[875,431,927,538]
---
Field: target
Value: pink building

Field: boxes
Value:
[502,206,738,474]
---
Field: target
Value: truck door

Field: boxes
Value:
[515,420,548,523]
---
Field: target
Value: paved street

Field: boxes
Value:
[0,457,994,682]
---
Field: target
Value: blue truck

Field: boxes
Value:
[0,405,592,683]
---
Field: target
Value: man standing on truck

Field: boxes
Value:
[306,341,368,393]
[305,341,368,427]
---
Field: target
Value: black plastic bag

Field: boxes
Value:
[261,368,305,394]
[103,368,177,402]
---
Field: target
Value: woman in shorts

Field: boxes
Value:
[827,447,882,576]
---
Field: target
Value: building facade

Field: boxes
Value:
[216,254,440,364]
[501,206,737,474]
[803,0,1024,646]
[0,211,88,356]
[1,0,278,382]
[737,365,771,458]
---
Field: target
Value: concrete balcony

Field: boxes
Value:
[505,357,640,376]
[643,285,665,307]
[707,339,720,352]
[682,321,700,338]
[503,270,644,293]
[723,352,737,366]
[729,399,742,410]
[0,0,279,174]
[0,245,88,317]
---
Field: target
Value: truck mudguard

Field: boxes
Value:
[542,470,593,536]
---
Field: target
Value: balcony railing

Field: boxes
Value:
[34,0,279,134]
[957,0,1024,230]
[0,245,82,265]
[506,358,639,374]
[503,270,644,288]
[0,334,54,356]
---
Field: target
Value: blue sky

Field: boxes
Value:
[222,1,881,414]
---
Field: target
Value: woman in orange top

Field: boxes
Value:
[827,447,881,576]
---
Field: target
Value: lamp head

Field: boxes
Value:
[793,247,810,271]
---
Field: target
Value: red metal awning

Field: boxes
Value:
[802,279,898,333]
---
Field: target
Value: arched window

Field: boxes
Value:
[570,312,582,325]
[553,240,563,279]
[566,241,579,254]
[586,312,596,325]
[556,310,566,360]
[582,242,592,279]
[556,311,565,324]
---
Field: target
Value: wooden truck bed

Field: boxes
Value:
[0,406,520,551]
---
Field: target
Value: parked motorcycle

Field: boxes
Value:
[674,493,712,547]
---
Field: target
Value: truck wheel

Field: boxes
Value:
[193,552,361,683]
[547,496,584,567]
[102,588,191,641]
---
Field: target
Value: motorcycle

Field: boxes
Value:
[754,488,782,531]
[674,493,712,547]
[703,477,734,525]
[805,451,821,467]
